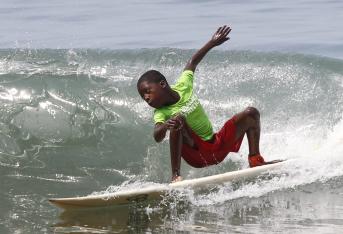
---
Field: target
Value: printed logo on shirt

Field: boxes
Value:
[179,93,200,117]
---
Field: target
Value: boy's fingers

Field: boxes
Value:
[222,25,229,33]
[169,121,178,126]
[214,26,231,40]
[224,27,231,35]
[166,120,181,129]
[222,28,231,38]
[218,26,225,34]
[166,121,175,125]
[166,123,176,128]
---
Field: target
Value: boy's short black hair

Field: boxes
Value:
[137,70,167,87]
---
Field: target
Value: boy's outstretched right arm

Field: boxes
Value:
[184,25,231,72]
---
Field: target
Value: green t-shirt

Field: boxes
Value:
[153,70,213,141]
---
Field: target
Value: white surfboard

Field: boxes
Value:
[49,160,289,209]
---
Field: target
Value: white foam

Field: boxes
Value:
[184,117,343,206]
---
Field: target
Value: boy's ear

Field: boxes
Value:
[160,80,167,88]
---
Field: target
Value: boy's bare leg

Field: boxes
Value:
[233,107,282,165]
[233,107,261,156]
[169,121,195,182]
[169,128,182,181]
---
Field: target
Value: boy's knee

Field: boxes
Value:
[244,107,260,120]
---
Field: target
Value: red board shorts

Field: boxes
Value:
[181,116,244,168]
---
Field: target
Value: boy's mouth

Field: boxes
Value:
[148,99,162,108]
[147,99,155,107]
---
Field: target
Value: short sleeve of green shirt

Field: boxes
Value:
[153,109,167,124]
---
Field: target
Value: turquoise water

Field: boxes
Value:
[1,48,343,233]
[1,0,343,233]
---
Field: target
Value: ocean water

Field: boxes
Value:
[0,1,343,233]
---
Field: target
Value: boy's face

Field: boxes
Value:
[137,80,166,109]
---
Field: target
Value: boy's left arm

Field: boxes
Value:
[184,25,232,72]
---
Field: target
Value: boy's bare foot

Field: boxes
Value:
[249,154,284,167]
[248,154,264,167]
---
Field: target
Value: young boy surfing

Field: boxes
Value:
[137,25,281,182]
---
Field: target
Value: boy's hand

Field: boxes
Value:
[184,25,231,72]
[165,115,185,131]
[209,25,231,47]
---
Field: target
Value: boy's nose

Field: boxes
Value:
[144,94,150,102]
